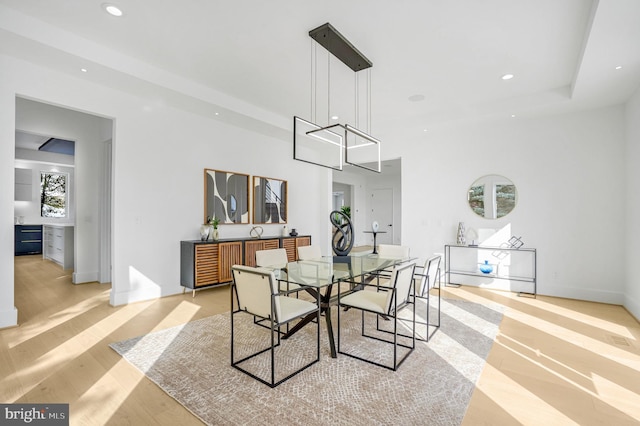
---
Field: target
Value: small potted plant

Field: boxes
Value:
[207,216,220,240]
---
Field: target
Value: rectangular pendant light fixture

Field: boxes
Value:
[308,23,372,72]
[294,23,381,173]
[293,116,344,171]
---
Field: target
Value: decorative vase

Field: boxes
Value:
[289,228,298,237]
[479,260,493,274]
[212,228,219,241]
[371,221,379,232]
[456,222,466,245]
[282,225,288,236]
[199,225,210,241]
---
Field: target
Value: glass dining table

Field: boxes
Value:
[277,253,412,358]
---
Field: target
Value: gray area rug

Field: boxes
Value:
[110,298,503,425]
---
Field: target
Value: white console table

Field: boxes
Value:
[444,244,536,297]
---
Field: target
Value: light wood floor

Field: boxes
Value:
[2,255,640,425]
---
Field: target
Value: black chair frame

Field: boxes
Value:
[337,263,416,371]
[379,255,441,342]
[231,271,320,388]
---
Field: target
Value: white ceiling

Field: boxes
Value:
[2,0,640,148]
[15,131,49,151]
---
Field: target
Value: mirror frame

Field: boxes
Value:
[204,168,249,224]
[468,174,517,219]
[253,176,287,224]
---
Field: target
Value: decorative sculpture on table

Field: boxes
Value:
[456,222,466,245]
[507,236,524,249]
[249,226,263,239]
[199,225,210,241]
[330,210,354,256]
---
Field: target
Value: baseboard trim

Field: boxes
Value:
[0,306,18,328]
[73,271,99,284]
[624,294,640,324]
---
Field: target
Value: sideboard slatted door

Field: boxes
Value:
[195,244,219,287]
[282,236,312,262]
[282,238,296,262]
[218,241,243,283]
[244,239,280,267]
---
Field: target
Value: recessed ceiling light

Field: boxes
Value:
[423,129,428,132]
[502,74,514,80]
[331,115,339,120]
[615,65,623,70]
[214,112,219,116]
[80,68,87,73]
[511,114,516,118]
[102,3,123,17]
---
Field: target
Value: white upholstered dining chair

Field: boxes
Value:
[230,265,320,387]
[297,245,322,260]
[255,248,300,291]
[255,248,288,270]
[412,254,441,341]
[377,244,410,259]
[371,244,411,284]
[337,261,417,371]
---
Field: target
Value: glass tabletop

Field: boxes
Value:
[283,254,412,288]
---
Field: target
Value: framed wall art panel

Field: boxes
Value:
[204,169,249,224]
[253,176,287,224]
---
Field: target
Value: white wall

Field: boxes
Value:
[624,88,640,319]
[0,53,330,326]
[334,107,628,305]
[401,107,627,303]
[0,84,17,327]
[107,92,330,305]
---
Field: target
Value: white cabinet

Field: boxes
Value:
[43,225,74,270]
[15,168,32,201]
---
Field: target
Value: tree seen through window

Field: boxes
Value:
[41,172,67,217]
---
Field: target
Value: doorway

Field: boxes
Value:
[14,97,113,285]
[332,158,401,247]
[332,182,352,215]
[370,188,393,245]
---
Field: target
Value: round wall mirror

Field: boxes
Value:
[468,175,517,219]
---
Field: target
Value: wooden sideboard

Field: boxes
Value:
[180,235,311,295]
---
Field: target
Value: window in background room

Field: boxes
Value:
[40,172,67,217]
